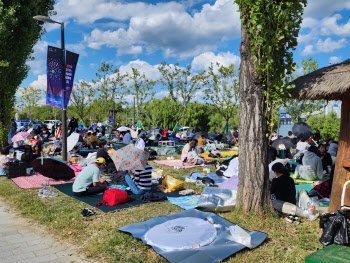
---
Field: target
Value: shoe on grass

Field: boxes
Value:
[81,208,96,218]
[285,215,294,223]
[293,216,301,224]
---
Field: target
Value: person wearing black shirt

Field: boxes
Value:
[271,162,316,223]
[267,140,277,163]
[96,140,116,173]
[317,144,332,171]
[40,128,51,142]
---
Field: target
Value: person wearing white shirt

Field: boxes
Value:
[123,130,132,144]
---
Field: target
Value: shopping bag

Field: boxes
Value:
[162,175,184,191]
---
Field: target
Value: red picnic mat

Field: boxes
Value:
[11,173,78,189]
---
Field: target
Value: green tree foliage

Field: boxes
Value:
[127,68,156,124]
[92,62,113,119]
[0,0,55,146]
[236,0,307,122]
[204,63,239,130]
[158,62,205,128]
[19,86,42,121]
[70,80,94,124]
[284,58,324,122]
[307,112,340,141]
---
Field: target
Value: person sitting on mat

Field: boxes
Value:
[0,146,11,176]
[125,164,153,195]
[96,140,116,173]
[271,162,316,223]
[72,157,108,196]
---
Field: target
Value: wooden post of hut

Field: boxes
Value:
[289,59,350,212]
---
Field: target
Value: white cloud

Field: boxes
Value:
[16,74,47,105]
[119,60,161,81]
[154,90,170,99]
[302,38,346,55]
[320,14,350,37]
[84,0,240,58]
[329,56,342,64]
[191,51,240,71]
[316,37,347,52]
[303,0,350,18]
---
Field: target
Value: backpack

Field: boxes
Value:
[96,189,132,206]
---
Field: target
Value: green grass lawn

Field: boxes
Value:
[0,154,323,263]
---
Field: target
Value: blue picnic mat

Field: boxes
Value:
[119,209,268,263]
[168,195,201,210]
[295,184,314,197]
[183,172,228,184]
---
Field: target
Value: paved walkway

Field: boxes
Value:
[0,203,91,263]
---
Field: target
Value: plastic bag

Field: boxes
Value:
[226,225,259,249]
[297,189,319,218]
[319,209,350,246]
[162,175,184,191]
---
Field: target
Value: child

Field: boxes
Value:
[0,147,10,175]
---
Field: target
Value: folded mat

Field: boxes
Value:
[154,160,206,168]
[53,182,182,213]
[167,195,201,210]
[11,173,77,189]
[119,208,267,263]
[182,172,228,184]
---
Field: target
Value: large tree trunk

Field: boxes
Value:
[236,18,272,214]
[329,91,350,212]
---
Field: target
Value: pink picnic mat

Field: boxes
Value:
[11,173,78,189]
[153,160,206,168]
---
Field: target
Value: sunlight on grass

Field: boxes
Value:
[0,154,323,263]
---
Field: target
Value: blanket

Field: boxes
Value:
[168,195,201,210]
[53,183,183,213]
[153,159,206,168]
[11,173,77,189]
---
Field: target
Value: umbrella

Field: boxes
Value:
[67,133,80,152]
[292,122,312,141]
[283,136,298,146]
[31,157,75,180]
[271,138,294,150]
[27,128,33,134]
[193,131,208,140]
[208,133,218,139]
[89,125,99,129]
[117,126,131,132]
[148,127,164,140]
[109,144,149,171]
[11,131,30,142]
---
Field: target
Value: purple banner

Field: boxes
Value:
[46,46,79,109]
[65,50,79,107]
[46,46,63,108]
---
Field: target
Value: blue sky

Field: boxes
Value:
[18,0,350,104]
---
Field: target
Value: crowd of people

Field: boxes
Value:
[3,117,340,223]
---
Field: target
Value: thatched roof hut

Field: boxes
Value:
[289,58,350,212]
[290,59,350,101]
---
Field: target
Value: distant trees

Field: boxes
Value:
[204,63,239,130]
[307,112,340,141]
[19,87,42,121]
[284,58,323,123]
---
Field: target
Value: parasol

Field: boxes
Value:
[109,144,149,171]
[292,122,312,141]
[117,126,131,132]
[11,131,30,142]
[271,138,295,150]
[31,157,75,180]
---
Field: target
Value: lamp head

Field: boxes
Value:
[33,15,60,24]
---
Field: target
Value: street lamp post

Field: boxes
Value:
[33,15,68,161]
